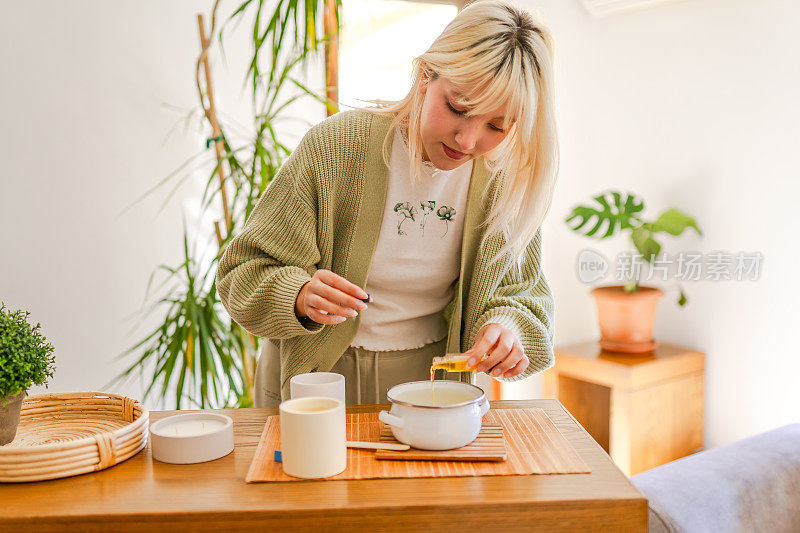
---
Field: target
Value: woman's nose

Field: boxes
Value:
[454,122,479,152]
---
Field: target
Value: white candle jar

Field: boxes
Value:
[150,413,234,464]
[279,397,346,479]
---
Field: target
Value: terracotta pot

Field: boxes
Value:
[590,285,663,353]
[0,390,26,445]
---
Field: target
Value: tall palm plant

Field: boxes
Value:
[108,0,341,409]
[224,0,341,114]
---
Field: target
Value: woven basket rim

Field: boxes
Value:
[1,391,149,453]
[0,391,150,482]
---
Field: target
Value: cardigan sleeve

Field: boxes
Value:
[216,128,325,340]
[469,228,555,382]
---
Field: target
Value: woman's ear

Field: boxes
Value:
[419,63,433,94]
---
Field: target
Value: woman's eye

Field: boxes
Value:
[447,100,505,132]
[446,101,466,115]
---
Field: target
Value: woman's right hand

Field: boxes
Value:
[295,269,370,325]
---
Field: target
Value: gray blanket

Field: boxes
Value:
[632,424,800,533]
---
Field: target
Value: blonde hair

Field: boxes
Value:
[359,0,559,268]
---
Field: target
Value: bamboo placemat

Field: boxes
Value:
[246,408,589,482]
[375,424,506,461]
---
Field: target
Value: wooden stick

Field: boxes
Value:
[244,332,256,392]
[197,13,232,239]
[214,220,223,250]
[324,0,339,116]
[346,441,410,451]
[198,12,254,402]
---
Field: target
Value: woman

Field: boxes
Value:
[216,0,558,407]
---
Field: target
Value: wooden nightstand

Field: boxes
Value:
[544,341,705,476]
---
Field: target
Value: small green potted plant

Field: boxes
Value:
[0,303,56,445]
[565,191,702,353]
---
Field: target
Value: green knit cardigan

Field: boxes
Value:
[216,109,554,400]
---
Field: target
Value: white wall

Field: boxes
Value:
[0,1,325,409]
[1,0,797,447]
[500,0,799,448]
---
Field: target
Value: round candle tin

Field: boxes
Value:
[150,413,234,464]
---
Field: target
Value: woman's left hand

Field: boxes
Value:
[464,323,528,379]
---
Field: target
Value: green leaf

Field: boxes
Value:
[0,303,56,398]
[651,208,702,237]
[565,191,644,239]
[678,289,688,307]
[631,226,661,263]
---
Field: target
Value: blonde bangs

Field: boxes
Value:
[359,0,559,270]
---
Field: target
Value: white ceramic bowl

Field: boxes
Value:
[378,381,490,450]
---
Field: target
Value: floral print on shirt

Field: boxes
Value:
[394,199,455,238]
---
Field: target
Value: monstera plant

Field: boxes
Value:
[565,191,702,353]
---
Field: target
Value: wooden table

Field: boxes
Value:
[544,341,705,476]
[1,400,647,531]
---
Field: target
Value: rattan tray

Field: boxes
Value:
[0,391,148,482]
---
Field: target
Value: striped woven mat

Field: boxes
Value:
[246,407,590,482]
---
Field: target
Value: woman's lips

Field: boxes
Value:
[442,143,467,160]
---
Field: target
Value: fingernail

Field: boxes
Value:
[467,358,477,367]
[492,368,501,376]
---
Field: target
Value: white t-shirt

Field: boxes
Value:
[350,131,473,351]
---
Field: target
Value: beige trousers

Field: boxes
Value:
[253,338,452,408]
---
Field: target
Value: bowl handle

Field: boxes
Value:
[479,397,490,417]
[378,410,405,429]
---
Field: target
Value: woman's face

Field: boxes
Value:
[418,75,511,171]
